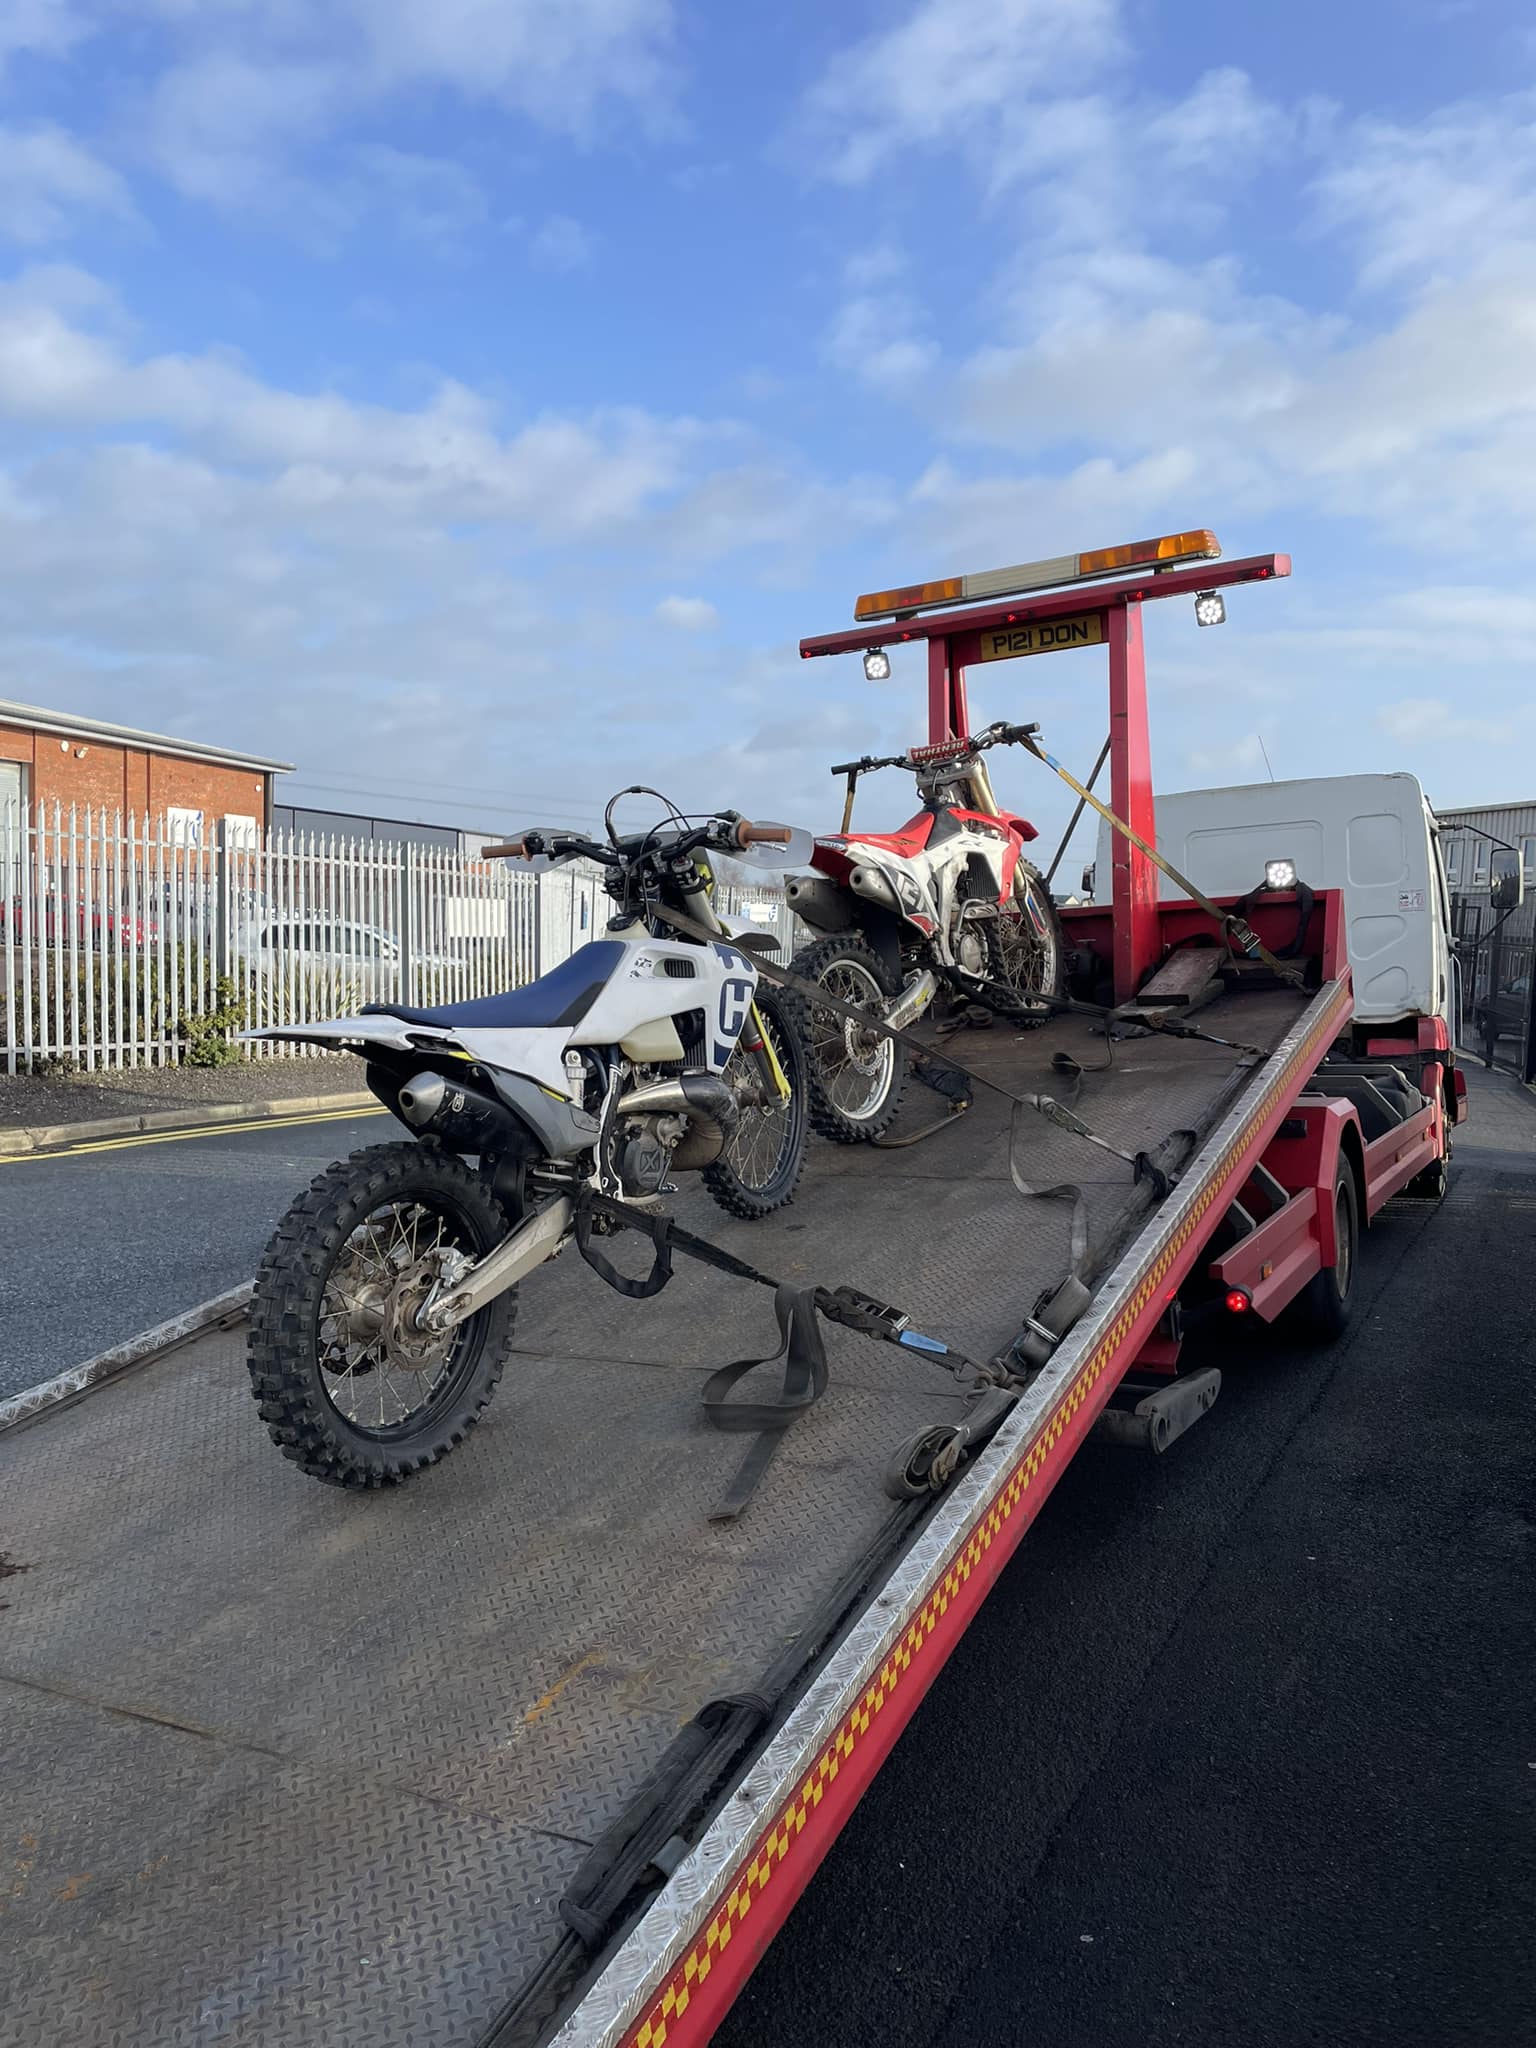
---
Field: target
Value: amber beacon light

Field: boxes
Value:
[853,529,1223,622]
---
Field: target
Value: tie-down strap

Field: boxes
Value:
[572,1190,993,1519]
[646,898,1249,1184]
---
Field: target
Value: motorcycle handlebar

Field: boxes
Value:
[828,754,905,777]
[735,820,793,847]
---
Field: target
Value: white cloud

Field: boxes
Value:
[350,0,677,133]
[0,266,895,831]
[126,0,678,209]
[1376,697,1507,745]
[0,0,86,78]
[0,125,135,244]
[349,145,488,242]
[1141,66,1294,173]
[1311,93,1536,290]
[142,53,347,209]
[798,0,1121,185]
[654,594,717,631]
[824,293,937,393]
[529,213,595,272]
[0,269,727,536]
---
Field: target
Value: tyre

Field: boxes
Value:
[1404,1150,1449,1201]
[247,1141,517,1488]
[990,857,1066,1029]
[788,932,906,1143]
[703,988,809,1219]
[1294,1162,1359,1340]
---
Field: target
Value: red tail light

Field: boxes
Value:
[1225,1288,1251,1314]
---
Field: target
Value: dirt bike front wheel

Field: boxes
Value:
[703,988,808,1220]
[992,858,1067,1027]
[247,1142,517,1488]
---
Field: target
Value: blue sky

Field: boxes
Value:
[2,0,1535,860]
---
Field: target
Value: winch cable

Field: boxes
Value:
[1017,730,1308,989]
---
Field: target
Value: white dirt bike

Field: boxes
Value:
[244,799,808,1488]
[784,720,1066,1141]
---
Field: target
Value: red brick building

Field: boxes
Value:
[0,698,291,839]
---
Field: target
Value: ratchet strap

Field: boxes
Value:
[572,1189,993,1518]
[1018,732,1307,989]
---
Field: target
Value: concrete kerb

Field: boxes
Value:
[0,1285,253,1434]
[0,1088,378,1157]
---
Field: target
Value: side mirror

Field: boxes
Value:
[1491,848,1524,912]
[1080,861,1096,899]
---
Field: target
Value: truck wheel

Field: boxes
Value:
[1294,1164,1359,1341]
[788,933,906,1143]
[247,1142,517,1487]
[1404,1151,1449,1201]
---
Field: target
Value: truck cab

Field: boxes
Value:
[1090,771,1455,1049]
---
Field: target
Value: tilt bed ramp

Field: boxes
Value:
[5,970,1445,2048]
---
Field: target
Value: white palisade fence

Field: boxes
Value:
[1,803,794,1075]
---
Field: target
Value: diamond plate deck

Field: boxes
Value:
[0,991,1307,2047]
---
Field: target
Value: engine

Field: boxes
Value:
[609,1070,745,1192]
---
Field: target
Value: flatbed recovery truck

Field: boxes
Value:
[0,533,1462,2048]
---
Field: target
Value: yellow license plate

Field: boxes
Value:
[977,610,1104,662]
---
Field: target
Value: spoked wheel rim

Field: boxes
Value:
[809,960,895,1122]
[994,873,1059,1002]
[316,1194,484,1436]
[719,1004,804,1192]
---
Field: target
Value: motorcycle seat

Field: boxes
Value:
[363,939,626,1032]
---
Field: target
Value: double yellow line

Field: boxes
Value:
[2,1103,388,1166]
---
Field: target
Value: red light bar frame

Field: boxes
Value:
[799,552,1291,1000]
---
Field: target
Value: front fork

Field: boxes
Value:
[746,999,791,1103]
[670,868,792,1106]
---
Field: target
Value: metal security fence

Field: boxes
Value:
[1451,890,1536,1079]
[2,804,794,1074]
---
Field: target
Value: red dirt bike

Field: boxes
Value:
[783,721,1065,1141]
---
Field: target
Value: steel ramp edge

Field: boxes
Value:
[548,975,1354,2048]
[0,1284,252,1433]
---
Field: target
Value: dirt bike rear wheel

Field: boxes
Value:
[991,858,1066,1028]
[789,933,906,1144]
[247,1142,517,1488]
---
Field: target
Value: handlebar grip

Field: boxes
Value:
[483,836,534,859]
[828,759,861,777]
[735,821,794,846]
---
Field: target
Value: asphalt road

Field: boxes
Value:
[719,1065,1536,2048]
[0,1106,393,1400]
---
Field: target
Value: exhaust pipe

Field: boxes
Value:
[784,874,852,931]
[615,1074,740,1169]
[394,1068,522,1153]
[397,1071,447,1127]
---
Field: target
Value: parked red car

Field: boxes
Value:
[7,896,160,946]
